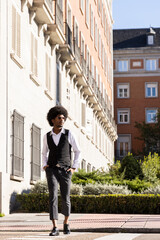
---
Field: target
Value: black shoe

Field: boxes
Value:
[63,223,70,234]
[49,227,59,236]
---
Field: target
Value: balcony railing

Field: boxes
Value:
[81,55,87,78]
[46,0,53,11]
[73,40,81,66]
[65,23,73,52]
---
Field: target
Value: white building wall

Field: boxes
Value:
[0,0,117,214]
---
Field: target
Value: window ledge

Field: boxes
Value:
[81,128,86,135]
[74,121,80,128]
[30,74,41,86]
[44,89,53,100]
[86,134,91,140]
[30,180,37,185]
[10,52,24,69]
[10,175,24,182]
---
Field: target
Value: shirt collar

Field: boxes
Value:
[50,128,65,136]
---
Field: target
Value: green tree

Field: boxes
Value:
[119,153,143,180]
[135,111,160,155]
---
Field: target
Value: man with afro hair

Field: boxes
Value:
[42,105,81,236]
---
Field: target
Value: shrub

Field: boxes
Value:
[16,193,160,214]
[83,183,131,195]
[142,153,160,182]
[119,153,143,180]
[70,184,83,195]
[0,213,5,217]
[31,180,48,194]
[140,185,160,194]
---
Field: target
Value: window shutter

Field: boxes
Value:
[81,103,86,127]
[17,12,21,57]
[31,124,41,181]
[12,5,16,52]
[12,111,24,177]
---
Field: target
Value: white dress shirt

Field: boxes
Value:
[42,128,81,170]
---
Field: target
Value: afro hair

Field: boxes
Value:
[47,105,68,126]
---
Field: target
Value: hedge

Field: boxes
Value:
[16,193,160,214]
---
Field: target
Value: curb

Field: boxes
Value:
[1,227,160,233]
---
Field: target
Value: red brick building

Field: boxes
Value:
[113,28,160,159]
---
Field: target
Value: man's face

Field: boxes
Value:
[51,114,66,128]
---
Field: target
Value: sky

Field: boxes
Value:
[113,0,160,30]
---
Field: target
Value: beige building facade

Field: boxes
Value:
[0,0,117,214]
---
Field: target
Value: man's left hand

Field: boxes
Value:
[67,168,76,174]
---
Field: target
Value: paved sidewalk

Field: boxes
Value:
[0,213,160,233]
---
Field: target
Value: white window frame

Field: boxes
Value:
[117,134,131,157]
[98,31,101,60]
[67,3,72,28]
[94,19,98,50]
[85,0,89,27]
[118,60,128,72]
[74,18,79,46]
[80,32,85,57]
[146,108,158,123]
[31,32,38,77]
[146,59,156,71]
[80,0,84,14]
[145,82,158,98]
[12,5,21,58]
[117,83,130,98]
[147,35,154,45]
[45,53,51,92]
[90,6,94,39]
[118,109,130,124]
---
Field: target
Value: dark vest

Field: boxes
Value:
[47,129,71,169]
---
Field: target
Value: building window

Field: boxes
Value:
[85,0,89,27]
[90,6,94,39]
[94,20,98,50]
[118,60,128,72]
[147,35,154,45]
[81,102,86,127]
[56,61,61,105]
[80,32,85,57]
[74,18,79,46]
[45,53,51,92]
[12,110,24,178]
[87,163,91,172]
[145,82,158,98]
[146,59,156,71]
[80,0,84,14]
[118,109,130,124]
[117,83,129,98]
[98,31,101,60]
[98,0,101,15]
[12,5,21,58]
[146,109,158,123]
[31,33,38,77]
[57,0,63,10]
[81,159,86,171]
[117,135,131,158]
[31,124,41,181]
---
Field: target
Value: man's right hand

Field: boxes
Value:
[43,165,49,170]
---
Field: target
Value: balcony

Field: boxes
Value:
[32,0,54,24]
[58,23,74,62]
[73,40,81,67]
[47,2,65,45]
[65,23,73,52]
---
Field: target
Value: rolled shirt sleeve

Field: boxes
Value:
[68,131,81,169]
[42,134,49,171]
